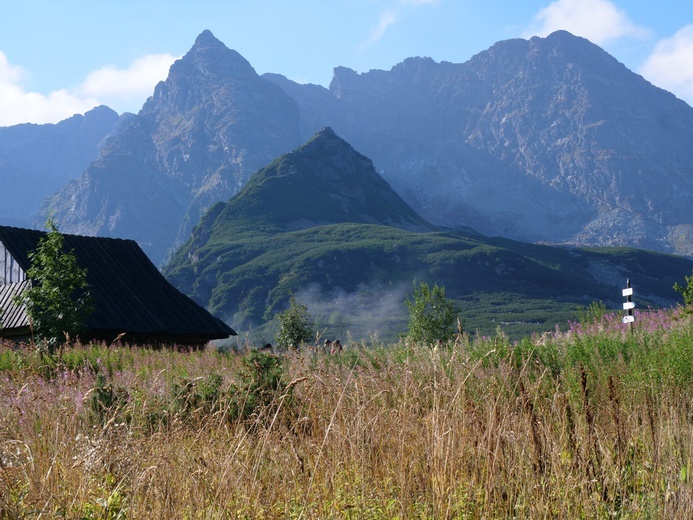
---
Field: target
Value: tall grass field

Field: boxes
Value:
[2,308,693,518]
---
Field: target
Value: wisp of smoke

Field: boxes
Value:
[296,281,411,343]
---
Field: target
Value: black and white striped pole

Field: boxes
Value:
[622,278,635,330]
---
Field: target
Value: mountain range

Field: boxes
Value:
[0,29,691,264]
[268,30,693,256]
[2,29,693,336]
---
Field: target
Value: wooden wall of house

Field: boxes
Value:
[0,242,26,284]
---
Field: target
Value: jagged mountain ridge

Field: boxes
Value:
[0,105,123,227]
[24,29,693,263]
[265,31,693,254]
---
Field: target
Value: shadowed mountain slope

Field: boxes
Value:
[165,130,693,338]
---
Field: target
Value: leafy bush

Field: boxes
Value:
[171,373,224,417]
[577,300,608,324]
[87,373,127,425]
[674,268,693,309]
[230,350,288,422]
[276,296,314,350]
[404,281,460,345]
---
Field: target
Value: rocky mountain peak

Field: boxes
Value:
[298,126,348,154]
[182,29,256,78]
[144,30,258,113]
[48,31,303,265]
[192,29,226,49]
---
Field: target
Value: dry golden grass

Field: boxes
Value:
[1,318,693,518]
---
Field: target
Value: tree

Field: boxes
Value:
[276,296,314,350]
[674,269,693,310]
[17,219,93,353]
[405,281,460,345]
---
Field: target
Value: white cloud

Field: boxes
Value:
[639,25,693,106]
[0,52,177,127]
[78,53,178,112]
[523,0,649,45]
[360,0,439,49]
[0,52,23,84]
[362,11,399,49]
[0,51,98,126]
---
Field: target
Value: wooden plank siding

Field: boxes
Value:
[0,242,26,284]
[0,280,31,332]
[0,225,235,346]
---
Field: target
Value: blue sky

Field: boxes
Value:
[1,0,693,125]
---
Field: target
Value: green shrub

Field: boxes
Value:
[674,269,693,310]
[577,300,608,324]
[276,296,315,350]
[405,281,460,345]
[171,373,224,416]
[230,350,287,421]
[87,373,127,425]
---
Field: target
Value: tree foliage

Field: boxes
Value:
[276,296,314,350]
[674,269,693,310]
[18,219,93,353]
[405,281,460,345]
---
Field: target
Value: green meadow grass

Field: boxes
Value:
[1,307,692,518]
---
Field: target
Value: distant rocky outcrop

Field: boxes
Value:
[0,105,122,227]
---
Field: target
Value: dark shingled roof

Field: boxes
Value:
[0,225,235,344]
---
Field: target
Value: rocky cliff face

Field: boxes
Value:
[0,105,121,227]
[46,30,303,264]
[463,32,693,250]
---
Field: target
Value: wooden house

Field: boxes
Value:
[0,225,235,347]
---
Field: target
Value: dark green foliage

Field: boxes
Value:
[276,296,315,350]
[405,281,460,345]
[165,208,693,341]
[17,219,93,354]
[171,373,224,416]
[166,350,289,424]
[231,350,287,421]
[577,300,608,324]
[673,269,693,309]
